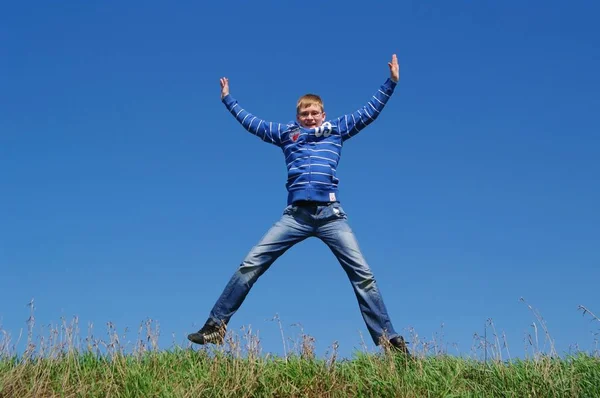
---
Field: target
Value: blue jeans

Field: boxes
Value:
[208,202,399,345]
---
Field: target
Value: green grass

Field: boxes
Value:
[1,301,599,397]
[1,349,599,397]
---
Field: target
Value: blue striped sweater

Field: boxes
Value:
[223,78,397,205]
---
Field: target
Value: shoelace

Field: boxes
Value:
[203,330,222,342]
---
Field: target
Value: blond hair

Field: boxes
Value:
[296,94,324,114]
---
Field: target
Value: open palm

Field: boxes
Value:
[388,54,399,82]
[220,77,229,99]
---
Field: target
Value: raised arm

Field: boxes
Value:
[220,77,284,147]
[334,54,400,142]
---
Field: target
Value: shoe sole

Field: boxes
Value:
[187,332,224,345]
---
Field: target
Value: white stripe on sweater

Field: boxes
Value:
[311,155,337,163]
[315,141,342,147]
[285,148,308,161]
[256,120,263,139]
[311,149,340,157]
[311,180,336,186]
[289,181,310,187]
[288,171,333,180]
[311,163,336,170]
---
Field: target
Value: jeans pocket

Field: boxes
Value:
[331,204,347,219]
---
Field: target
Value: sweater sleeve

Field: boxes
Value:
[334,79,397,142]
[222,95,284,147]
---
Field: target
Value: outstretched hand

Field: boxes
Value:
[220,77,230,99]
[388,54,399,82]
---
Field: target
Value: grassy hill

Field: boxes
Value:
[1,304,599,397]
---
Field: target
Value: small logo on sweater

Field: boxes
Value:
[291,131,300,142]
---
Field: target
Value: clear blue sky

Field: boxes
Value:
[1,1,599,359]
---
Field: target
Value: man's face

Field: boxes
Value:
[297,104,326,128]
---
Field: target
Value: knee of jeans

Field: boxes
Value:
[241,248,266,264]
[239,259,258,271]
[357,274,376,290]
[236,262,259,282]
[239,254,270,274]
